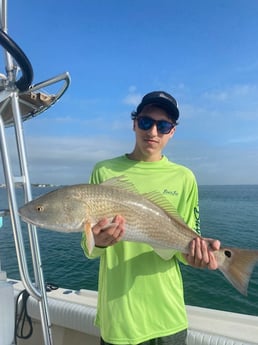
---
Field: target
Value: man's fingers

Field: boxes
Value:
[187,237,220,269]
[92,218,109,235]
[92,215,126,247]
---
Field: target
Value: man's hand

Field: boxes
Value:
[184,237,221,270]
[92,215,126,248]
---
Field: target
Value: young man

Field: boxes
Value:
[81,91,220,345]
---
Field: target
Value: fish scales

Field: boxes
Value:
[81,184,194,252]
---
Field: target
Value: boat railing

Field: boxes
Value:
[0,1,70,344]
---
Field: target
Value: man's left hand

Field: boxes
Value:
[184,237,221,270]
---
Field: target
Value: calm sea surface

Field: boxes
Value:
[0,185,257,316]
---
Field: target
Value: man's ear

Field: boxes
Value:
[169,126,176,138]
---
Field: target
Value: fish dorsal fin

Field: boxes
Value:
[101,176,139,194]
[142,190,187,227]
[102,176,187,227]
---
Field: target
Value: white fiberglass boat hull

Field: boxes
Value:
[11,280,258,345]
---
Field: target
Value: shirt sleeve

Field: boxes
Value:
[176,172,201,265]
[182,173,201,235]
[89,165,102,184]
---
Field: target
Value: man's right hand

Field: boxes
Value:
[92,215,126,248]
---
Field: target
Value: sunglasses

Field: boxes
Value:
[137,116,175,134]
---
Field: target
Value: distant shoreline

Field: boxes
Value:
[0,183,257,188]
[0,183,58,188]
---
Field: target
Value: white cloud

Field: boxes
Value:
[1,83,257,186]
[123,93,141,106]
[0,134,133,185]
[166,138,258,185]
[204,91,228,101]
[202,84,258,102]
[227,135,258,144]
[1,128,257,186]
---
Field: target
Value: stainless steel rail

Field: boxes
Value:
[0,1,71,344]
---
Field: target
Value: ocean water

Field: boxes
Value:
[0,185,258,316]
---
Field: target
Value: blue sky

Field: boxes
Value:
[1,0,258,185]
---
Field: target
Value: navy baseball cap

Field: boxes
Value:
[135,91,179,122]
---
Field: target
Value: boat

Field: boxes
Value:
[8,278,258,345]
[0,1,257,344]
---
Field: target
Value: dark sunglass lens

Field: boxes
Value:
[137,116,174,134]
[138,117,154,130]
[157,121,174,134]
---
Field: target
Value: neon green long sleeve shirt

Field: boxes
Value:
[81,155,200,344]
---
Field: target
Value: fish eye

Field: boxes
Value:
[36,205,44,212]
[224,250,232,258]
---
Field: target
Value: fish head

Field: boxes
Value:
[18,187,86,232]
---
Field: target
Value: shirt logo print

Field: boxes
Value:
[163,189,178,196]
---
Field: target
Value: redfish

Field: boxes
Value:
[18,177,258,295]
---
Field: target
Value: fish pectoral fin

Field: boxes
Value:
[84,221,95,254]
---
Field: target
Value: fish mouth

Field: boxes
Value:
[18,207,29,221]
[18,206,44,227]
[18,211,42,227]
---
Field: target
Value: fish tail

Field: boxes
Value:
[218,247,258,295]
[84,221,95,254]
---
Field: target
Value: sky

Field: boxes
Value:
[1,0,258,185]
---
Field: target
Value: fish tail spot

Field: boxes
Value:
[224,250,232,258]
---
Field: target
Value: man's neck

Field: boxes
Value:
[126,151,163,162]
